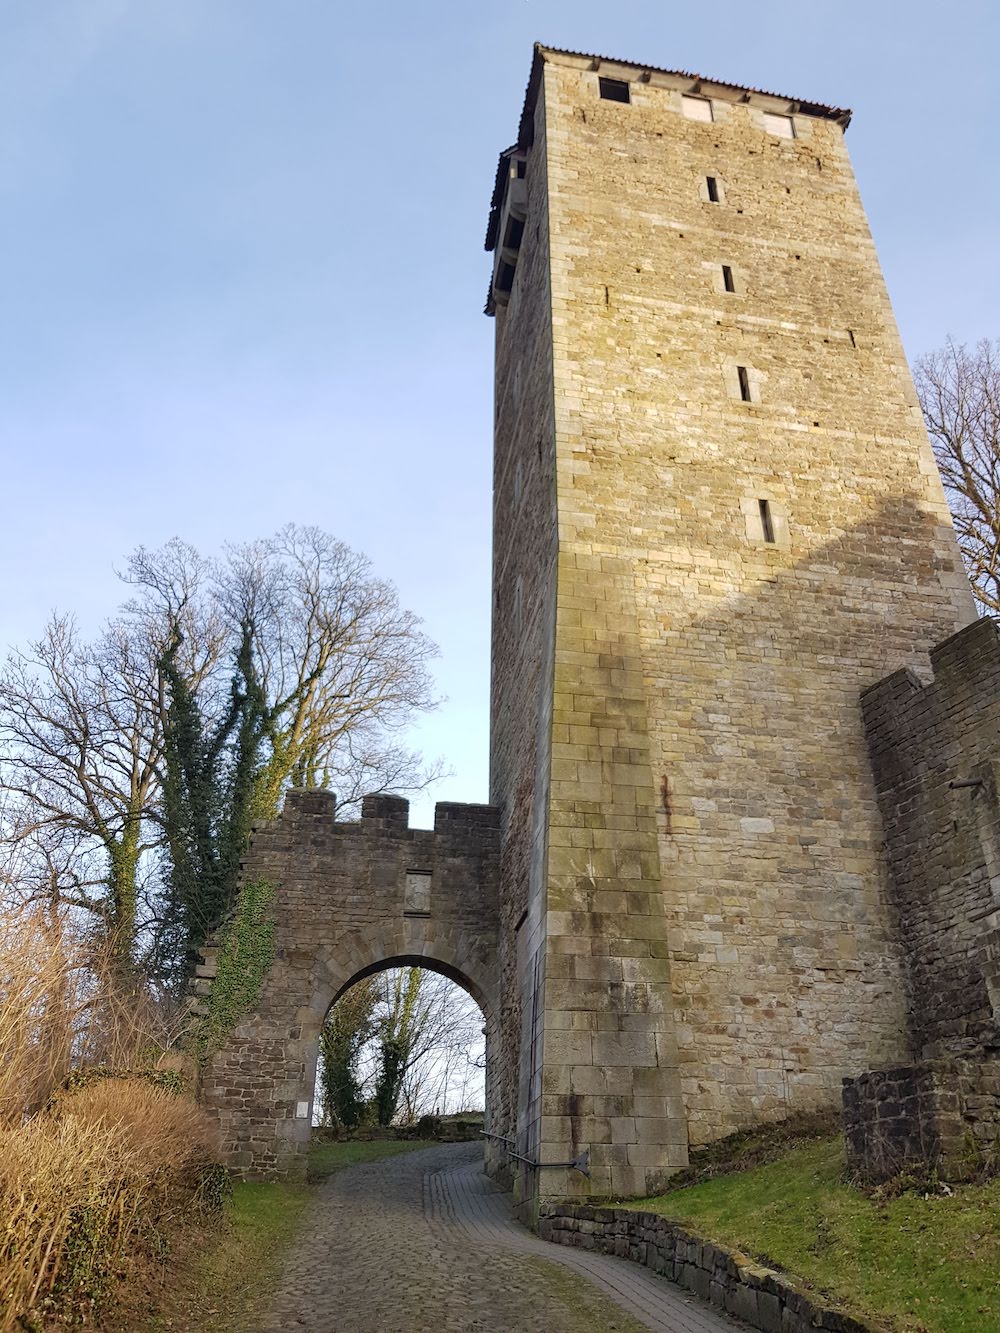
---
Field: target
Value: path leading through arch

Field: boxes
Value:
[261,1143,743,1333]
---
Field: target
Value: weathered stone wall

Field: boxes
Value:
[539,1202,874,1332]
[489,45,975,1195]
[860,617,1000,1057]
[844,1057,1000,1183]
[490,83,560,1207]
[200,790,501,1178]
[844,619,1000,1182]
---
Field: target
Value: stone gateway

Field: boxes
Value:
[202,44,994,1214]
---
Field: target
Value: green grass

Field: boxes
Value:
[153,1138,433,1330]
[630,1135,1000,1332]
[307,1136,431,1183]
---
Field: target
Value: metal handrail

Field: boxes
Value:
[480,1129,589,1175]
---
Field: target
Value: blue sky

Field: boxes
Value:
[2,0,997,825]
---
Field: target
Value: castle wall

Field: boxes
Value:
[540,56,974,1149]
[489,85,560,1203]
[861,618,1000,1057]
[492,48,976,1184]
[200,790,501,1178]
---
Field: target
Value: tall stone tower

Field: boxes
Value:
[486,44,975,1206]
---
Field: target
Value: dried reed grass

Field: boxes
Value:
[0,905,220,1330]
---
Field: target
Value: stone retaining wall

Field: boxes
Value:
[539,1203,873,1333]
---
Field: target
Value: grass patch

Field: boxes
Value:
[154,1138,434,1330]
[307,1136,434,1183]
[630,1134,1000,1332]
[675,1109,840,1185]
[145,1179,311,1332]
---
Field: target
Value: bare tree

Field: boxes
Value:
[915,337,1000,613]
[0,616,167,960]
[396,972,484,1120]
[0,526,440,976]
[340,968,484,1124]
[213,526,440,819]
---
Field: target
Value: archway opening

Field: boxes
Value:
[312,961,486,1134]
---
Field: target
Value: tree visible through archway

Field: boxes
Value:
[314,967,485,1129]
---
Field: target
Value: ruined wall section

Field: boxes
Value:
[540,52,975,1147]
[489,86,560,1199]
[861,617,1000,1057]
[200,790,501,1178]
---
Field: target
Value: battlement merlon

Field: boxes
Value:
[279,786,500,838]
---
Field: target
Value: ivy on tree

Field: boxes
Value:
[0,526,439,983]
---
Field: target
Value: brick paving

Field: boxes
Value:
[261,1143,745,1332]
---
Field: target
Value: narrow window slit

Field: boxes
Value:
[722,264,735,293]
[706,175,720,203]
[737,365,751,401]
[759,499,776,544]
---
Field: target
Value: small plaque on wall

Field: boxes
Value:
[405,870,431,915]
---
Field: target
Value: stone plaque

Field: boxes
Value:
[404,870,431,914]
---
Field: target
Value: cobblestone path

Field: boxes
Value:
[261,1142,744,1333]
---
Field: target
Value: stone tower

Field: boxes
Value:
[486,44,975,1206]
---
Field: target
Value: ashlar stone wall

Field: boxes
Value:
[200,790,502,1179]
[489,78,560,1209]
[489,44,975,1203]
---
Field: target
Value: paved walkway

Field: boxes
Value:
[262,1142,745,1333]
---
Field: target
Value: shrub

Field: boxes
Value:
[0,1080,221,1330]
[0,906,222,1330]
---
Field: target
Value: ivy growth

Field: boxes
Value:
[47,1065,188,1112]
[191,876,277,1065]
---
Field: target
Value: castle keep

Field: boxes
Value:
[485,44,974,1203]
[203,45,999,1210]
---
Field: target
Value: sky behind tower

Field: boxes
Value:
[1,0,996,824]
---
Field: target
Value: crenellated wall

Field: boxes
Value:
[845,618,1000,1180]
[860,617,1000,1058]
[199,790,502,1179]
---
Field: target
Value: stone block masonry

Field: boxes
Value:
[200,790,503,1179]
[859,617,1000,1057]
[540,1203,875,1332]
[845,618,1000,1181]
[488,43,974,1205]
[205,44,983,1215]
[843,1057,1000,1183]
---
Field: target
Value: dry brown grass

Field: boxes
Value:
[0,907,182,1122]
[0,905,221,1330]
